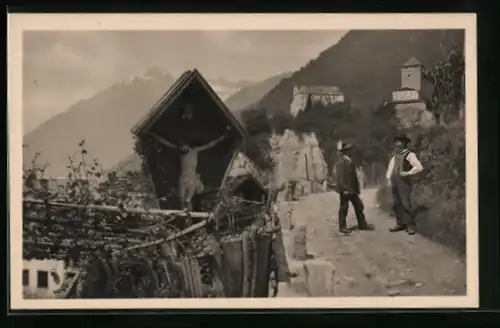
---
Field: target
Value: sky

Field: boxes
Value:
[22,30,347,133]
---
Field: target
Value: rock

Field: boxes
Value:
[376,276,389,285]
[386,279,408,288]
[281,211,292,231]
[290,225,308,261]
[414,282,423,288]
[344,275,355,283]
[288,259,307,277]
[285,260,309,296]
[304,259,336,296]
[388,289,400,297]
[276,282,308,297]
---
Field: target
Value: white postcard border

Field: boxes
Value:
[8,13,478,310]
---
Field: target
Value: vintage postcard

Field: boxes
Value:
[8,13,478,310]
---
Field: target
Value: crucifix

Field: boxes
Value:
[147,127,231,211]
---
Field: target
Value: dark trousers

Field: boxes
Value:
[391,177,415,227]
[338,193,368,229]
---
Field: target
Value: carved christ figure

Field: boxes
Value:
[148,129,229,210]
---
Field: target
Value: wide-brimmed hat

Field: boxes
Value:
[340,143,353,151]
[394,135,411,144]
[337,140,353,152]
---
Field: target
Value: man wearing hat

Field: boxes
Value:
[386,135,424,235]
[334,141,373,234]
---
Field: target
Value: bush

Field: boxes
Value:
[376,120,466,255]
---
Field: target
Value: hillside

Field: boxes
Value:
[208,77,256,100]
[23,69,176,177]
[256,29,464,114]
[23,69,277,177]
[225,71,293,114]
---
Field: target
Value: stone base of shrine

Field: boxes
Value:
[277,229,336,297]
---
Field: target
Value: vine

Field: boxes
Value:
[23,141,273,298]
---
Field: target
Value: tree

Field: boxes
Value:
[422,44,465,126]
[294,101,358,171]
[367,103,400,162]
[240,107,272,136]
[269,111,295,134]
[239,107,276,171]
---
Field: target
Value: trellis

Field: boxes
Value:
[23,191,279,298]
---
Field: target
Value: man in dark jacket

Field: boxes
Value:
[334,143,374,234]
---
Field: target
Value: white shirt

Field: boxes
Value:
[385,150,424,180]
[342,154,352,163]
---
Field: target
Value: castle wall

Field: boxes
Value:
[290,92,344,117]
[290,94,309,117]
[394,102,436,128]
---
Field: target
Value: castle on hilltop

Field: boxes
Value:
[290,85,345,117]
[389,57,436,128]
[391,57,432,108]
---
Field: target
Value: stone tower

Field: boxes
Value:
[401,57,424,91]
[390,57,436,128]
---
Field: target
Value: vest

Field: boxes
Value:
[391,149,413,182]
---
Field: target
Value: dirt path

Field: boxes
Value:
[278,188,467,297]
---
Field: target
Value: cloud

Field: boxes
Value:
[22,30,347,132]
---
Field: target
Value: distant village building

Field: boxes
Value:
[290,85,345,117]
[389,57,435,128]
[23,259,66,299]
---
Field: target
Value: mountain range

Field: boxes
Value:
[23,29,464,178]
[225,72,293,114]
[23,67,290,177]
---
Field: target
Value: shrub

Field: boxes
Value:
[376,120,466,255]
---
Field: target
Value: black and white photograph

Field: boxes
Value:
[8,14,478,309]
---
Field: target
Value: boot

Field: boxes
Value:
[406,225,416,235]
[358,223,375,231]
[389,225,406,232]
[339,227,351,234]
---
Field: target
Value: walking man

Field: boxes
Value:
[334,142,374,234]
[386,135,424,235]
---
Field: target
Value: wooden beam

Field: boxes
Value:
[23,198,211,219]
